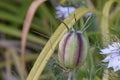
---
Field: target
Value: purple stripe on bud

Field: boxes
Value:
[63,31,73,61]
[75,32,83,66]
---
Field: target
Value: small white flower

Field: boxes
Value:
[100,42,120,71]
[56,6,76,19]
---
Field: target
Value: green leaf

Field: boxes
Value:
[0,24,47,45]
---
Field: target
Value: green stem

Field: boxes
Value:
[68,69,76,80]
[68,71,72,80]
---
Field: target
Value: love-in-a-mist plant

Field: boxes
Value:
[58,17,90,80]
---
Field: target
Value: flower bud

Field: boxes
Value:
[58,30,88,69]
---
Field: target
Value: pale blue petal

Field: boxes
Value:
[108,56,120,70]
[113,64,120,71]
[112,42,120,48]
[108,45,117,50]
[108,59,116,68]
[102,53,119,62]
[100,48,112,54]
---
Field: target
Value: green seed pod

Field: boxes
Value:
[58,30,88,69]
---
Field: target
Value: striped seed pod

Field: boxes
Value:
[58,30,88,69]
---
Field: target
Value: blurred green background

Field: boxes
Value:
[0,0,120,80]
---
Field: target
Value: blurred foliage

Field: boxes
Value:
[0,0,120,80]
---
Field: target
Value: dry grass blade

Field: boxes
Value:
[21,0,46,77]
[26,8,98,80]
[100,0,118,46]
[10,50,25,80]
[110,5,120,19]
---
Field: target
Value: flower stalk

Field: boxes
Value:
[68,69,76,80]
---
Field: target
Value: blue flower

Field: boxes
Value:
[100,42,120,71]
[56,6,76,19]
